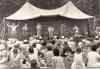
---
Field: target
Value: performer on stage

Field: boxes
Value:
[22,24,28,38]
[22,24,28,32]
[36,24,42,38]
[7,23,19,34]
[73,25,79,33]
[73,25,80,37]
[48,26,54,39]
[7,23,19,38]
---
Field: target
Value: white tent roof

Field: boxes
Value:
[6,2,68,20]
[6,2,40,20]
[61,1,93,19]
[6,1,93,20]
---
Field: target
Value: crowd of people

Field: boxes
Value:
[0,34,100,69]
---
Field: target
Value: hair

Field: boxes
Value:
[76,48,82,53]
[56,36,59,39]
[53,48,59,56]
[62,47,72,57]
[47,46,52,51]
[22,59,26,64]
[42,41,47,46]
[51,40,56,45]
[31,59,37,68]
[91,44,99,51]
[13,48,18,54]
[28,47,34,53]
[32,43,36,48]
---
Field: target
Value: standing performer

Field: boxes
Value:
[7,23,19,38]
[73,25,80,37]
[22,24,28,37]
[36,24,42,38]
[7,23,19,34]
[48,26,54,39]
[22,24,28,32]
[73,25,79,33]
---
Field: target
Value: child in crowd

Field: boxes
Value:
[45,45,54,67]
[63,46,73,69]
[30,59,40,69]
[71,48,86,69]
[51,48,65,69]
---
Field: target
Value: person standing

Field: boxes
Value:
[71,48,86,69]
[51,48,65,69]
[87,45,100,68]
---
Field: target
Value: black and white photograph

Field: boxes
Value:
[0,0,99,69]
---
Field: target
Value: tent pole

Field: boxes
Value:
[93,16,96,31]
[87,18,90,36]
[3,17,6,40]
[1,17,6,40]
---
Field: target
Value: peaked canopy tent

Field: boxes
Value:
[4,1,95,40]
[6,1,93,20]
[6,1,68,20]
[61,1,93,19]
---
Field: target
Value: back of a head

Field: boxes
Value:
[13,48,18,54]
[91,44,99,52]
[76,48,82,53]
[42,41,47,47]
[53,48,59,56]
[31,59,37,68]
[29,47,34,53]
[32,43,36,48]
[47,46,52,51]
[50,40,56,45]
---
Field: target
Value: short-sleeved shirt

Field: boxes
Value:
[87,51,100,67]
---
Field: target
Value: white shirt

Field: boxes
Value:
[52,56,65,69]
[71,53,85,69]
[87,51,100,67]
[33,48,38,60]
[73,53,84,64]
[36,44,42,50]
